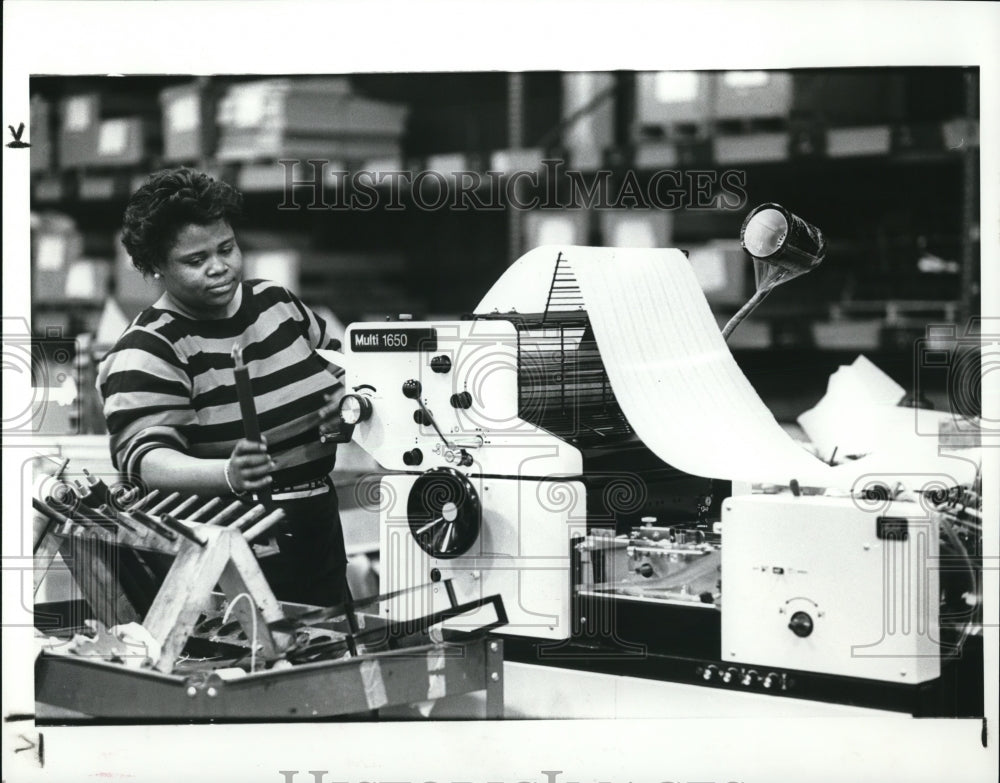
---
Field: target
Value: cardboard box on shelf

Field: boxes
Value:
[634,141,679,169]
[32,220,84,303]
[599,209,674,249]
[243,249,301,295]
[30,95,53,171]
[714,71,793,121]
[95,117,155,167]
[64,258,112,301]
[58,94,101,168]
[215,78,407,162]
[524,209,590,252]
[713,132,790,163]
[812,319,883,350]
[160,82,216,162]
[826,126,892,158]
[635,71,713,130]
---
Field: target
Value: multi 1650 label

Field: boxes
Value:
[350,328,438,352]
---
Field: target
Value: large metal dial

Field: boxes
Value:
[407,468,481,559]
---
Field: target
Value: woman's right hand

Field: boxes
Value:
[226,437,276,495]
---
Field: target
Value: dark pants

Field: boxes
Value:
[259,483,348,607]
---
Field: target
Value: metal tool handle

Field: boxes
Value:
[232,344,272,506]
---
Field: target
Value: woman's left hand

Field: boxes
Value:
[317,392,342,441]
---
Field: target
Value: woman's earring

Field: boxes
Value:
[153,272,161,280]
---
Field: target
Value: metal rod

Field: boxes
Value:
[721,285,775,341]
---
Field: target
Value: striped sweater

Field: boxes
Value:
[97,279,343,487]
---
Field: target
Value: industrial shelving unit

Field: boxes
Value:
[28,68,980,421]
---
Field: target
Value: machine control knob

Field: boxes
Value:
[701,665,719,682]
[721,667,739,684]
[763,673,779,690]
[741,670,760,687]
[430,355,452,374]
[413,409,433,426]
[636,563,655,578]
[788,611,814,638]
[403,448,424,466]
[457,449,474,468]
[338,394,373,425]
[402,379,422,399]
[450,391,473,409]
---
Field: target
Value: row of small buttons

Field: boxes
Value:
[697,664,790,691]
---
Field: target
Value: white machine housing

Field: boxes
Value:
[341,318,585,639]
[721,493,941,684]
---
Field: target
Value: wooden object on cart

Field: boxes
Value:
[141,520,292,671]
[32,487,292,673]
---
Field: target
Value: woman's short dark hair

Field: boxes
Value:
[121,167,243,275]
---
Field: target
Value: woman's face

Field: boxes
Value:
[157,219,243,319]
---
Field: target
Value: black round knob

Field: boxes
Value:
[788,610,814,638]
[413,409,432,426]
[430,355,452,374]
[450,391,473,409]
[402,379,422,399]
[429,568,442,582]
[402,448,423,466]
[637,563,655,578]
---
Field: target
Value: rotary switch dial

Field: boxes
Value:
[407,467,481,559]
[788,610,814,638]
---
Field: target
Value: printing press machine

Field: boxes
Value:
[30,205,985,720]
[318,205,985,717]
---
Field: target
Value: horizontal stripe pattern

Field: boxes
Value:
[97,279,343,484]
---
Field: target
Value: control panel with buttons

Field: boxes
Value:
[332,319,582,477]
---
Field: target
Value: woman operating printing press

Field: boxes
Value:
[96,167,348,606]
